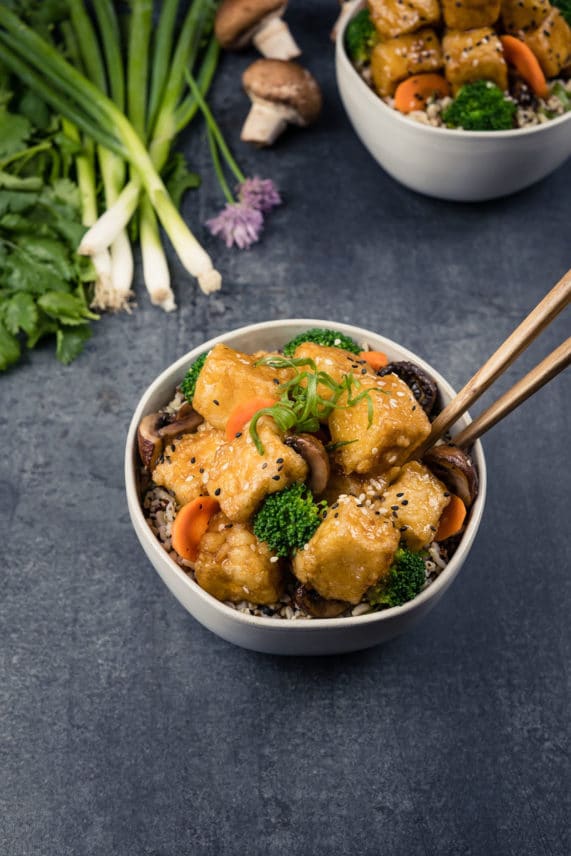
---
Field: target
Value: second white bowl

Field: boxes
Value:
[335,6,571,201]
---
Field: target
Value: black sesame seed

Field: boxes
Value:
[400,526,408,532]
[396,492,404,497]
[170,444,176,453]
[199,467,204,473]
[272,475,280,481]
[214,488,221,496]
[235,432,242,438]
[401,500,409,506]
[334,513,339,518]
[190,457,196,464]
[444,491,450,497]
[213,400,219,406]
[361,368,367,374]
[276,457,284,464]
[273,378,280,384]
[391,505,399,511]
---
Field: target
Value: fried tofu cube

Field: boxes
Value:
[381,461,450,551]
[329,373,431,475]
[207,416,308,522]
[292,495,400,604]
[152,424,224,506]
[501,0,551,32]
[443,28,508,93]
[369,0,441,39]
[192,344,293,432]
[371,29,443,96]
[194,511,284,604]
[524,10,571,77]
[293,342,376,408]
[441,0,501,30]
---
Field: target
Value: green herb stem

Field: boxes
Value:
[92,0,125,110]
[147,0,180,135]
[207,126,234,204]
[185,69,246,184]
[127,0,153,139]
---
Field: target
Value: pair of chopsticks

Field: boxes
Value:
[415,268,571,458]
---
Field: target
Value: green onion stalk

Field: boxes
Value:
[67,1,134,308]
[61,119,115,309]
[78,0,220,300]
[0,5,221,295]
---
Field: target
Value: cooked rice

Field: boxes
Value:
[142,481,450,620]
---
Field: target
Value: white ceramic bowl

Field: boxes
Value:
[125,320,487,655]
[335,3,571,201]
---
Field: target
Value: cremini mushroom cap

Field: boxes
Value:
[242,59,322,124]
[215,0,286,48]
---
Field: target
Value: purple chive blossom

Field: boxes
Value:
[238,177,282,213]
[206,203,264,249]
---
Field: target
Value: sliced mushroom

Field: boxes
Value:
[378,361,438,417]
[284,433,330,495]
[423,444,479,507]
[137,413,165,470]
[215,0,300,60]
[158,404,204,441]
[241,59,322,146]
[294,584,349,618]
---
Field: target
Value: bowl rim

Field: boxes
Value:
[125,319,487,632]
[335,0,571,140]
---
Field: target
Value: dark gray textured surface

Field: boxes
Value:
[2,3,570,854]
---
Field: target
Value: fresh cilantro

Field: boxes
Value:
[162,152,201,209]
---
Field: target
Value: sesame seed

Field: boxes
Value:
[190,457,196,464]
[391,505,399,511]
[272,475,280,481]
[262,463,268,469]
[396,492,404,497]
[214,488,221,496]
[401,500,408,505]
[213,400,219,406]
[235,432,242,438]
[276,457,284,463]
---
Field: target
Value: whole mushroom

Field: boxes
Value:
[423,444,479,507]
[241,59,322,146]
[215,0,301,60]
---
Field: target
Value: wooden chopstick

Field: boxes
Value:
[452,337,571,449]
[414,268,571,458]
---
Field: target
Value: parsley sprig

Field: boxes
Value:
[249,356,374,454]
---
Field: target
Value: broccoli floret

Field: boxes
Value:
[253,482,325,557]
[367,548,426,609]
[283,328,361,357]
[443,80,517,131]
[345,9,378,65]
[180,352,208,403]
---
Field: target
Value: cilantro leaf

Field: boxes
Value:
[2,292,38,334]
[0,320,21,370]
[0,106,32,158]
[162,152,201,209]
[56,323,91,365]
[38,291,99,324]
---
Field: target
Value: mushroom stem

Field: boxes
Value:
[252,16,301,60]
[241,101,288,145]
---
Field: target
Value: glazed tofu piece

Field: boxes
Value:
[207,416,308,523]
[369,0,441,39]
[292,494,400,604]
[370,28,443,96]
[381,461,450,551]
[329,373,431,475]
[501,0,550,32]
[441,0,501,31]
[320,468,392,507]
[192,344,293,432]
[194,511,284,604]
[293,342,376,407]
[152,424,224,506]
[443,28,508,93]
[524,10,571,77]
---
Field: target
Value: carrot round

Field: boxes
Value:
[171,496,220,561]
[225,396,277,441]
[500,35,548,99]
[435,495,467,542]
[360,350,388,371]
[394,74,450,114]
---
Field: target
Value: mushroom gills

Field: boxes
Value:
[253,14,301,59]
[379,361,438,417]
[423,444,479,507]
[241,98,298,145]
[294,584,349,618]
[284,433,330,495]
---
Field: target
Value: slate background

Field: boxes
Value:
[2,2,570,854]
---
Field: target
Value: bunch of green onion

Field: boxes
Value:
[0,1,222,311]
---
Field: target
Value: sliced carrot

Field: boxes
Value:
[360,350,388,371]
[500,35,549,99]
[394,74,450,114]
[435,495,467,542]
[225,396,277,442]
[171,496,220,561]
